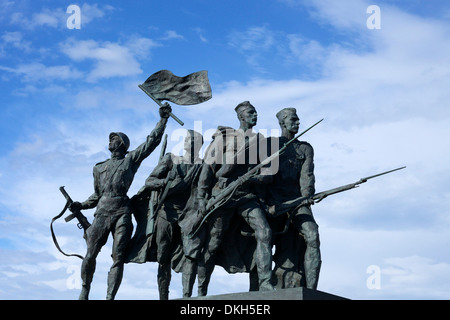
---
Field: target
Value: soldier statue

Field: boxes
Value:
[130,130,204,300]
[192,101,274,295]
[69,104,172,300]
[267,108,321,290]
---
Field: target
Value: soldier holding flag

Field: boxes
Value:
[70,104,172,300]
[64,70,211,300]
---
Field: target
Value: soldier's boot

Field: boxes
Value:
[304,236,322,290]
[249,268,259,291]
[182,259,197,298]
[78,284,90,300]
[182,272,196,298]
[106,262,124,300]
[79,260,95,300]
[158,263,171,300]
[305,257,321,290]
[197,261,214,296]
[255,235,274,292]
[258,270,274,292]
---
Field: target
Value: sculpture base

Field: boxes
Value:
[184,287,349,300]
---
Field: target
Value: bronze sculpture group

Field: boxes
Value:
[52,70,405,300]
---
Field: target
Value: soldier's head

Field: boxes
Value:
[109,132,130,154]
[276,108,300,135]
[184,129,204,156]
[235,101,257,129]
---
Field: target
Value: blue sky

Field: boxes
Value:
[1,0,450,300]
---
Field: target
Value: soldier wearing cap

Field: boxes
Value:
[268,107,321,290]
[194,101,274,295]
[70,103,172,300]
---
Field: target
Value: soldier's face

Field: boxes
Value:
[109,135,122,152]
[184,135,194,154]
[240,107,258,127]
[284,114,300,134]
[184,134,203,159]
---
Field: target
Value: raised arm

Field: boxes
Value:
[129,104,172,166]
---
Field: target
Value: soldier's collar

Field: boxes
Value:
[111,153,125,160]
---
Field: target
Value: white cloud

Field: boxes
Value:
[303,0,371,31]
[228,26,275,52]
[1,31,31,53]
[193,27,208,43]
[160,30,185,41]
[80,3,115,25]
[227,26,277,71]
[0,62,83,82]
[379,256,450,299]
[9,4,115,30]
[60,37,157,82]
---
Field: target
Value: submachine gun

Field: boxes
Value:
[50,186,91,259]
[59,186,91,231]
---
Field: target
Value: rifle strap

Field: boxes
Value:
[50,200,84,260]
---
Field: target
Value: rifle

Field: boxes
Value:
[188,118,324,237]
[268,166,407,217]
[233,166,408,237]
[60,186,91,231]
[50,186,91,259]
[146,134,168,236]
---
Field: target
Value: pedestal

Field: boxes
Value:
[185,287,349,300]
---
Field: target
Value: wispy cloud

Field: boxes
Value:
[227,26,276,72]
[159,30,185,41]
[1,31,32,54]
[60,37,158,82]
[9,3,115,30]
[0,62,83,82]
[193,27,208,43]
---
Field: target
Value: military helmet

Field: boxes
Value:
[109,132,130,152]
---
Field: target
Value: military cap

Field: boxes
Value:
[276,108,298,123]
[234,101,255,115]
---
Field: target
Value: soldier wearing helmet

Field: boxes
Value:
[70,103,172,300]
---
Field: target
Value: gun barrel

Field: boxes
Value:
[360,166,406,182]
[279,118,324,154]
[59,186,73,204]
[160,134,168,160]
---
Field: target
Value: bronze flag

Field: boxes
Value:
[140,70,212,105]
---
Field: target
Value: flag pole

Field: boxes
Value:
[138,84,185,126]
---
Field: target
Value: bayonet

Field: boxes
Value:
[268,166,407,217]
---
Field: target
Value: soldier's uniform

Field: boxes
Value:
[140,151,203,299]
[267,134,321,290]
[194,125,274,295]
[79,120,166,300]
